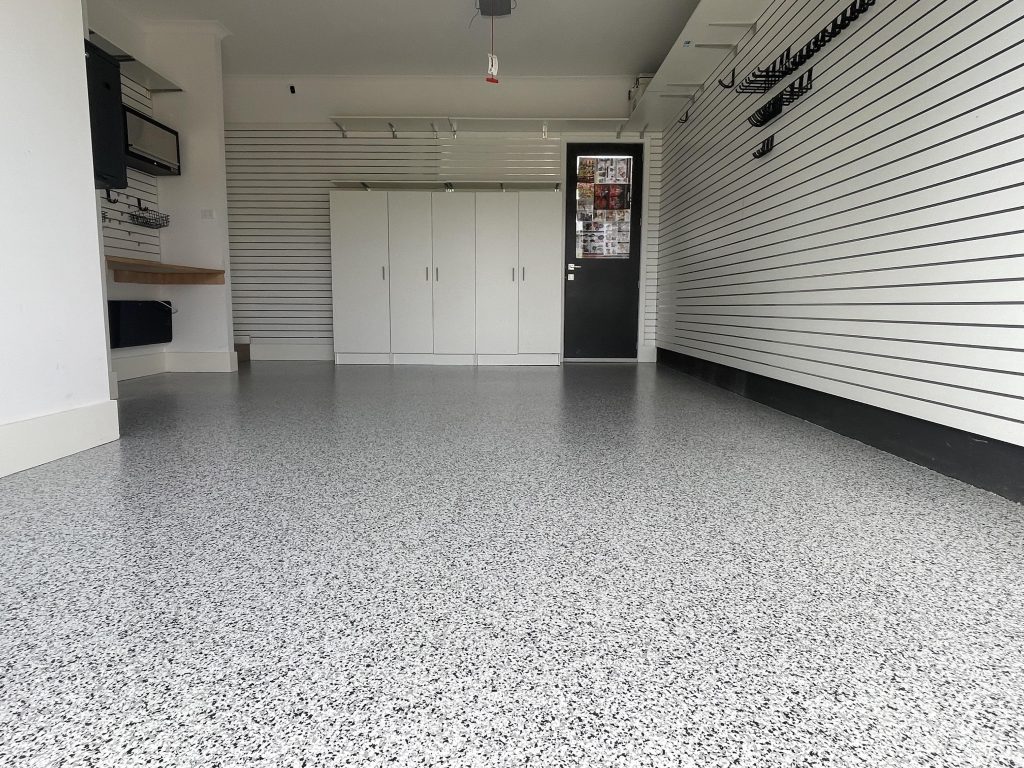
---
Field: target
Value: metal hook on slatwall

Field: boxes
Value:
[752,134,775,159]
[105,189,119,204]
[678,110,690,124]
[718,68,736,89]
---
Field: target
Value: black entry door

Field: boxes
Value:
[563,143,644,359]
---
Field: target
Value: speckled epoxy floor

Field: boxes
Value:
[1,363,1022,767]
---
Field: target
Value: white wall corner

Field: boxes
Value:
[0,401,120,479]
[637,346,658,363]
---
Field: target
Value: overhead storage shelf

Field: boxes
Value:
[330,180,560,192]
[105,256,225,285]
[622,0,773,131]
[329,116,626,137]
[87,32,182,92]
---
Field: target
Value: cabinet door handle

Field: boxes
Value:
[436,267,439,281]
[521,266,526,281]
[425,266,429,281]
[512,267,516,282]
[382,266,386,280]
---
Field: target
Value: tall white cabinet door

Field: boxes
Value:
[330,191,390,354]
[475,193,519,355]
[517,191,563,354]
[387,192,434,353]
[431,193,476,354]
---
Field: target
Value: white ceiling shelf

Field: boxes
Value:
[331,180,560,192]
[329,116,627,138]
[88,31,182,93]
[623,0,772,132]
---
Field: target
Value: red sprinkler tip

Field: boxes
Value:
[485,76,500,84]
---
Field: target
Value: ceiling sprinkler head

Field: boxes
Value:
[486,53,499,84]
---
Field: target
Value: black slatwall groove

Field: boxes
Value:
[658,0,1024,447]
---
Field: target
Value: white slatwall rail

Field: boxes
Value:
[224,125,563,353]
[643,135,662,346]
[99,75,161,262]
[658,0,1024,446]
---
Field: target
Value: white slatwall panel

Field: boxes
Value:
[99,75,161,262]
[224,125,563,353]
[643,135,662,345]
[658,0,1024,446]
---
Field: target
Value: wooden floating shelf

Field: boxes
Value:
[105,256,225,285]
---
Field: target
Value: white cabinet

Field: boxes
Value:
[518,191,563,354]
[431,193,476,355]
[330,189,561,365]
[475,193,520,355]
[388,192,434,353]
[330,191,390,358]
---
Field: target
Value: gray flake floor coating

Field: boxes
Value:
[1,363,1022,767]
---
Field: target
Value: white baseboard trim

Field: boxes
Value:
[392,353,476,366]
[0,400,120,478]
[336,353,392,365]
[165,350,238,373]
[112,351,167,381]
[251,342,333,361]
[477,354,561,366]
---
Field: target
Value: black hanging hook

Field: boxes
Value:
[718,68,736,89]
[678,110,690,124]
[105,189,118,204]
[752,134,775,159]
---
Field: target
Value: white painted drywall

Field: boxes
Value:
[0,0,119,475]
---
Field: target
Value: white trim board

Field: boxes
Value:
[250,342,333,361]
[112,350,166,381]
[0,400,120,478]
[165,351,238,373]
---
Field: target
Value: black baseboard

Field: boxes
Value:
[657,348,1024,504]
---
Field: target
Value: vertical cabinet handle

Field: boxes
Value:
[425,266,429,281]
[435,267,439,281]
[512,267,516,282]
[382,266,386,280]
[522,266,526,281]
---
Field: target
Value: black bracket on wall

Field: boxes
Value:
[718,68,736,89]
[748,68,813,128]
[735,0,873,94]
[752,134,775,159]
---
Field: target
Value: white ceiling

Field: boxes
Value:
[108,0,701,77]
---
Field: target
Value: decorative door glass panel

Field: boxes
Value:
[575,155,633,259]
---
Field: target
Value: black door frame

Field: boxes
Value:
[563,142,645,360]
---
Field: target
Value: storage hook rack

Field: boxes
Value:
[752,134,775,159]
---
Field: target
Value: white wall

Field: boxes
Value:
[144,21,237,372]
[658,0,1024,447]
[0,0,119,476]
[224,75,634,125]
